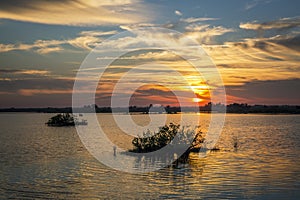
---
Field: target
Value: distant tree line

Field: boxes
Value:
[1,103,299,114]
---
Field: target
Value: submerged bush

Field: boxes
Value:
[46,113,75,126]
[46,113,87,126]
[131,123,205,158]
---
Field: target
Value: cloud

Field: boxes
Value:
[244,0,272,10]
[0,44,15,52]
[0,91,12,95]
[135,87,175,97]
[203,35,300,86]
[79,30,118,37]
[245,0,260,10]
[0,29,118,53]
[152,20,233,45]
[67,35,101,50]
[0,39,65,54]
[18,89,72,96]
[131,87,179,106]
[180,17,219,23]
[185,24,234,44]
[0,20,232,54]
[2,20,299,104]
[240,17,300,30]
[122,22,232,45]
[16,70,50,75]
[226,79,300,105]
[116,50,182,61]
[119,23,161,32]
[175,10,182,16]
[0,0,149,26]
[0,69,21,74]
[68,30,123,49]
[204,33,300,63]
[129,85,201,106]
[36,46,64,54]
[0,91,73,107]
[0,76,74,93]
[268,34,300,51]
[0,69,51,75]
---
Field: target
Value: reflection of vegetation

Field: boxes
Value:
[46,113,87,126]
[233,136,239,151]
[131,123,205,163]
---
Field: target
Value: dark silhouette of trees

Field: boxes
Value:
[46,113,75,126]
[131,123,205,163]
[46,113,87,126]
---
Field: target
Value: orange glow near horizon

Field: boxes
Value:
[192,97,203,103]
[190,82,211,105]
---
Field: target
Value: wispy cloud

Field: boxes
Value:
[0,0,150,26]
[0,30,117,53]
[67,35,101,50]
[18,89,72,96]
[0,69,51,75]
[185,24,234,44]
[119,21,233,46]
[36,46,64,54]
[0,18,233,54]
[115,50,181,61]
[0,39,65,54]
[15,69,51,75]
[203,34,300,85]
[120,23,161,31]
[245,0,272,11]
[175,10,183,16]
[0,69,21,74]
[180,17,219,23]
[240,17,300,30]
[79,30,118,37]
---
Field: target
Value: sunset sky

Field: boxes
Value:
[0,0,299,107]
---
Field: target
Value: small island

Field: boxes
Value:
[46,113,87,127]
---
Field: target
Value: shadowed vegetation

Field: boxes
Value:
[131,123,205,163]
[46,113,87,126]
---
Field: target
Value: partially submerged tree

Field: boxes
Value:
[46,113,87,126]
[131,123,205,163]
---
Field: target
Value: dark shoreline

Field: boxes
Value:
[0,103,299,114]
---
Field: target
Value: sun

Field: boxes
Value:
[190,83,210,104]
[192,98,203,103]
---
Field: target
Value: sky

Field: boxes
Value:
[0,0,299,107]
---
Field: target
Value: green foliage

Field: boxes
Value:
[132,123,204,153]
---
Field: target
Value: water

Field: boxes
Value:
[0,113,299,199]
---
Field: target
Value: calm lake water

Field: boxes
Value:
[0,113,299,199]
